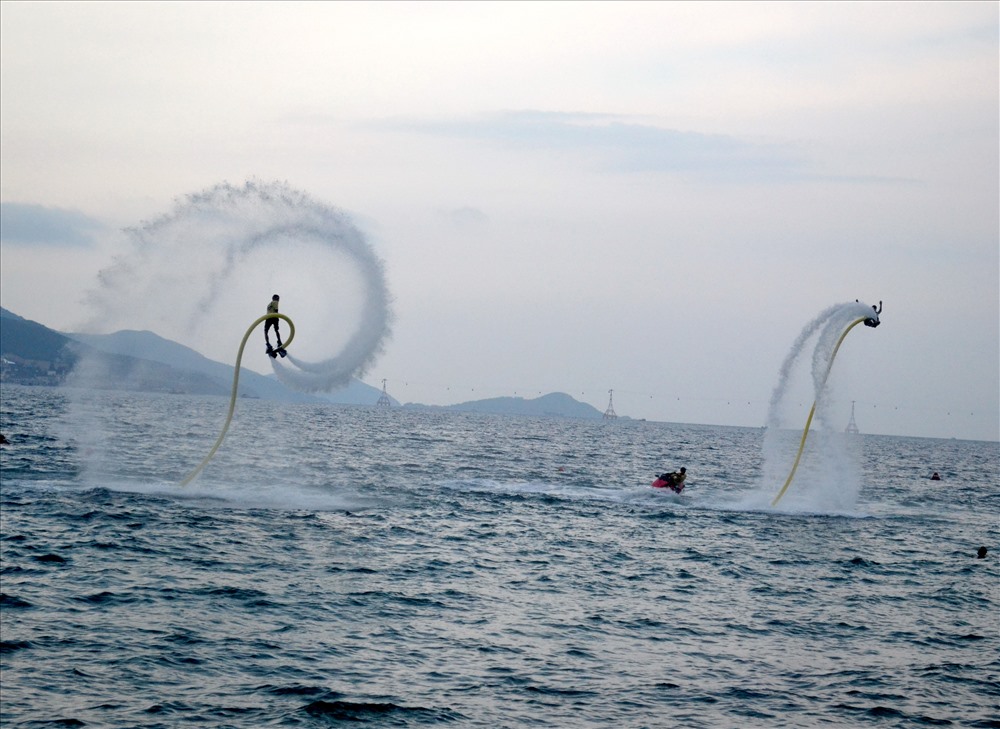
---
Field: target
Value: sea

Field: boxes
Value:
[1,383,998,728]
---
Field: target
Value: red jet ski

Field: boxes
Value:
[651,470,685,493]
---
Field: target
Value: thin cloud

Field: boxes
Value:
[371,110,810,181]
[441,206,489,227]
[0,202,104,247]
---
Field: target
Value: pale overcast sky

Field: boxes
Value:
[1,1,997,441]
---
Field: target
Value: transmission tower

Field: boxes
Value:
[603,389,618,420]
[376,378,392,407]
[845,400,859,434]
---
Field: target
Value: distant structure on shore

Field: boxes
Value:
[845,400,860,434]
[376,379,392,407]
[603,389,617,420]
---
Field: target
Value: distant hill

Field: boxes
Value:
[0,309,230,395]
[67,329,391,406]
[1,307,603,418]
[0,307,387,404]
[0,311,70,362]
[67,329,320,403]
[404,391,605,419]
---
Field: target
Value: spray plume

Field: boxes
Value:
[81,180,393,392]
[759,301,877,511]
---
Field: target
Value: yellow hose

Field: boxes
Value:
[179,313,295,487]
[770,316,865,507]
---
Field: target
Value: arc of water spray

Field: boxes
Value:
[770,316,867,507]
[179,313,295,487]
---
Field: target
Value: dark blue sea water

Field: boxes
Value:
[2,384,998,728]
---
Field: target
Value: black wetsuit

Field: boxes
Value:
[265,300,282,347]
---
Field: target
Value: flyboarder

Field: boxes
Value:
[264,294,285,358]
[864,300,882,328]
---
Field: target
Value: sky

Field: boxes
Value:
[1,1,997,442]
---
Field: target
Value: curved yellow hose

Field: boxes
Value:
[179,313,295,487]
[771,316,865,506]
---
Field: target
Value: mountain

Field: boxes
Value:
[1,308,601,418]
[0,310,71,363]
[0,307,386,404]
[67,329,320,403]
[404,391,605,419]
[0,309,230,395]
[67,329,390,405]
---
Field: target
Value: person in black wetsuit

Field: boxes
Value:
[264,294,283,354]
[864,300,882,328]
